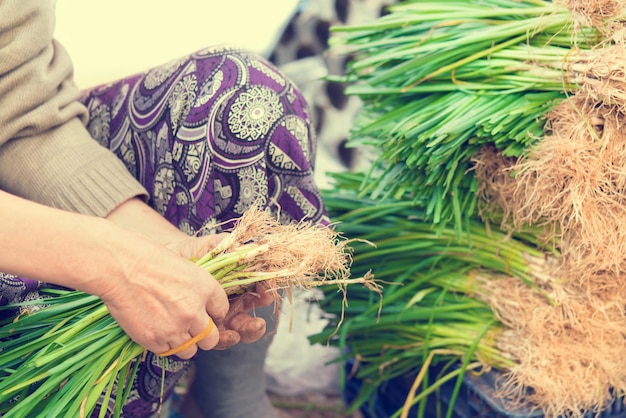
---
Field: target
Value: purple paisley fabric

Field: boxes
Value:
[0,46,327,417]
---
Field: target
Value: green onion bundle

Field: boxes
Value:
[0,208,370,417]
[319,171,626,417]
[331,0,606,233]
[314,1,626,416]
[0,291,142,418]
[312,173,556,418]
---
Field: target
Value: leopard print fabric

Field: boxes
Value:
[269,0,396,177]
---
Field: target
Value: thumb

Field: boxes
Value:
[169,233,229,259]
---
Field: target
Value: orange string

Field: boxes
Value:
[157,320,215,357]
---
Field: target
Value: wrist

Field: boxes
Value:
[60,216,138,297]
[105,197,186,245]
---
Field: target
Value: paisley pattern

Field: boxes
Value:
[227,85,283,141]
[1,46,327,417]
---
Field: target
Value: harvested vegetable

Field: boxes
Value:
[476,93,626,286]
[330,0,616,234]
[316,173,626,418]
[315,0,626,416]
[313,174,542,417]
[0,207,375,418]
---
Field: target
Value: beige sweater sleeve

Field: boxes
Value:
[0,0,148,217]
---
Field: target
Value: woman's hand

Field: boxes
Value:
[167,234,277,350]
[94,232,229,359]
[105,197,275,353]
[0,193,275,358]
[0,192,229,359]
[217,282,276,349]
[0,190,274,361]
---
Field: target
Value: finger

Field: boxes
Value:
[174,233,229,259]
[157,317,219,359]
[228,312,267,344]
[194,317,220,351]
[254,283,277,307]
[215,329,241,350]
[169,342,199,360]
[156,334,199,360]
[204,278,229,321]
[200,232,229,250]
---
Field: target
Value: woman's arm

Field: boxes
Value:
[0,1,148,217]
[0,190,228,359]
[105,196,201,246]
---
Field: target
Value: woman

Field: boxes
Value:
[0,1,327,416]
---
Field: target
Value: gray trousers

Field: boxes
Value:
[189,303,279,418]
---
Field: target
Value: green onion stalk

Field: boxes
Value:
[329,0,615,234]
[0,208,374,418]
[311,172,557,418]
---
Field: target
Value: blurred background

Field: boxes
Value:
[54,0,300,88]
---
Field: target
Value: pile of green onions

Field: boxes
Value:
[331,0,602,233]
[311,1,626,416]
[0,208,364,417]
[311,172,555,418]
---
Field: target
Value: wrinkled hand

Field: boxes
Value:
[170,235,276,350]
[103,198,274,357]
[94,231,228,361]
[216,282,276,349]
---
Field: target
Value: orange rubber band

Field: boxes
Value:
[156,319,215,357]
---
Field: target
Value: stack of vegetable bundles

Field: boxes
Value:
[312,0,626,417]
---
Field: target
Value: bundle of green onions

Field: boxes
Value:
[330,0,613,233]
[311,1,626,416]
[0,208,374,417]
[317,172,626,418]
[312,173,557,418]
